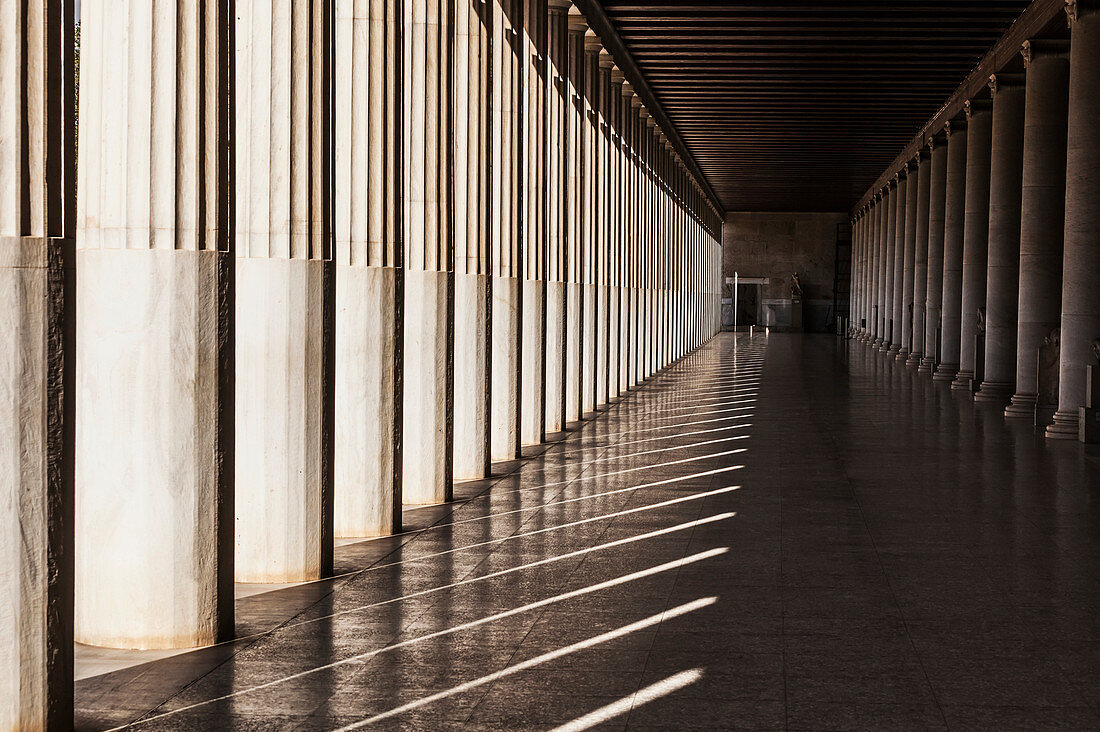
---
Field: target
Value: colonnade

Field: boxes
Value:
[850,1,1100,443]
[0,0,723,725]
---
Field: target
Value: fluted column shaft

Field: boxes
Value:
[544,4,569,433]
[1,0,74,722]
[77,0,236,638]
[403,0,454,503]
[908,151,931,366]
[954,101,992,390]
[335,0,403,534]
[935,121,968,381]
[976,74,1026,402]
[1008,42,1069,417]
[921,137,948,373]
[1049,3,1100,438]
[564,22,585,422]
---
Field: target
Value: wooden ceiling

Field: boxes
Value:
[599,1,1033,212]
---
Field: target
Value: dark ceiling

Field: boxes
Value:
[599,0,1033,212]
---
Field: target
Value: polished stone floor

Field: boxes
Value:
[76,333,1100,730]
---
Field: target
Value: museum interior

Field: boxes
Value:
[3,0,1100,729]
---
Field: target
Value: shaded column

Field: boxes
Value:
[920,132,948,374]
[976,73,1026,403]
[890,168,909,356]
[935,118,968,381]
[564,15,586,423]
[77,0,235,638]
[403,0,455,502]
[491,0,522,460]
[335,0,403,534]
[1048,1,1100,439]
[908,150,931,367]
[953,98,993,391]
[581,33,599,414]
[1007,40,1069,417]
[544,2,570,433]
[880,180,898,352]
[1,0,74,722]
[899,161,918,360]
[521,0,549,447]
[876,191,889,347]
[234,0,335,582]
[869,195,884,345]
[595,53,612,407]
[609,67,625,399]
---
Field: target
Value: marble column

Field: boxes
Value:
[491,0,522,461]
[953,99,992,391]
[976,74,1026,403]
[77,0,235,641]
[900,161,919,360]
[1,0,74,722]
[545,2,569,434]
[565,18,585,423]
[403,0,455,502]
[619,82,637,391]
[608,68,625,399]
[908,150,931,367]
[595,54,612,408]
[921,133,948,374]
[1048,1,1100,439]
[335,0,403,535]
[521,0,548,447]
[935,119,968,382]
[1007,40,1069,417]
[452,0,492,479]
[880,180,898,352]
[891,169,910,356]
[234,0,335,583]
[581,36,599,414]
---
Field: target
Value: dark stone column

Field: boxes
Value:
[1048,1,1100,439]
[936,119,968,381]
[873,193,887,346]
[953,98,992,391]
[1008,40,1068,418]
[921,133,948,374]
[880,180,899,352]
[899,161,918,360]
[889,171,908,356]
[976,73,1026,403]
[908,151,931,367]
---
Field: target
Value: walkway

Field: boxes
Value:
[76,333,1100,730]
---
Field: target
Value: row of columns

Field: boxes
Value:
[850,1,1100,442]
[0,0,723,725]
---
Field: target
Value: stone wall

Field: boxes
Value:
[722,212,848,332]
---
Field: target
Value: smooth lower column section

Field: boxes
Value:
[921,135,948,373]
[76,0,234,642]
[975,74,1026,403]
[453,272,490,478]
[1049,4,1100,439]
[1008,41,1069,418]
[953,100,992,391]
[334,0,402,535]
[935,120,968,382]
[1,0,74,724]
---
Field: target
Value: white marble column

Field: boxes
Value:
[1048,2,1100,439]
[582,37,599,414]
[920,133,948,374]
[908,150,931,367]
[1,0,73,722]
[452,0,491,479]
[545,2,570,434]
[77,0,236,642]
[935,119,968,382]
[594,53,612,408]
[565,18,586,423]
[953,98,993,391]
[975,73,1026,403]
[521,0,548,447]
[335,0,403,536]
[491,0,522,461]
[403,0,455,502]
[1007,41,1069,417]
[234,0,335,583]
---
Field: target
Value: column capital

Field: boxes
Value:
[945,117,967,137]
[568,7,588,33]
[548,0,571,11]
[1061,0,1100,23]
[987,72,1025,95]
[964,97,992,119]
[585,29,604,54]
[1021,38,1070,67]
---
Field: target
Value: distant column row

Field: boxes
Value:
[0,0,723,725]
[850,2,1100,443]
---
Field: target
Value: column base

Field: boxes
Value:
[905,352,923,368]
[886,345,901,356]
[1045,410,1080,440]
[917,357,935,375]
[974,380,1013,404]
[895,347,910,362]
[1004,393,1036,418]
[950,369,974,391]
[933,362,958,382]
